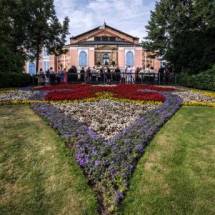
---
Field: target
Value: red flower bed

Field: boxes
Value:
[35,83,176,92]
[46,87,94,101]
[44,84,168,102]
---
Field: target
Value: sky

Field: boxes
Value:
[54,0,157,42]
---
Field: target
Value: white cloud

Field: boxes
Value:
[54,0,156,42]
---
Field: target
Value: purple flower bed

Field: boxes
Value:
[31,92,182,214]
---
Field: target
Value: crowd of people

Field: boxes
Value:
[37,65,173,85]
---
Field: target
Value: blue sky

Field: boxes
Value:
[54,0,157,41]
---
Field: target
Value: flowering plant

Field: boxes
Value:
[0,100,45,106]
[184,101,215,107]
[32,90,182,213]
[35,83,176,92]
[44,84,171,102]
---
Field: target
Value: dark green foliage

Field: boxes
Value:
[26,0,69,72]
[0,0,69,77]
[177,65,215,90]
[0,0,29,74]
[144,0,215,74]
[0,73,32,88]
[0,46,24,74]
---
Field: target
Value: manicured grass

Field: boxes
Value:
[120,106,215,215]
[0,105,98,215]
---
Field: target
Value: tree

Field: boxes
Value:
[26,0,69,73]
[0,0,69,74]
[143,0,215,73]
[0,0,30,73]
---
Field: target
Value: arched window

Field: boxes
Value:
[79,51,87,66]
[126,51,134,66]
[43,48,48,57]
[28,62,36,75]
[43,61,49,71]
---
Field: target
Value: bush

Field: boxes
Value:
[0,46,25,74]
[177,65,215,91]
[0,72,32,88]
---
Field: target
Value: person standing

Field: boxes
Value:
[45,68,50,84]
[63,68,68,83]
[50,67,54,74]
[126,66,133,83]
[106,67,111,84]
[38,68,45,85]
[73,66,78,82]
[91,66,97,82]
[86,67,91,82]
[60,68,64,83]
[80,67,85,82]
[49,67,56,84]
[135,67,141,83]
[115,67,121,83]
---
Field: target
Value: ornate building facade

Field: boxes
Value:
[26,23,160,74]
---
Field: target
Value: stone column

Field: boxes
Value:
[135,47,143,68]
[70,47,78,67]
[89,47,95,68]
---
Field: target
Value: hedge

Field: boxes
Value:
[0,72,32,88]
[177,65,215,91]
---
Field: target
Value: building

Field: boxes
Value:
[26,23,160,75]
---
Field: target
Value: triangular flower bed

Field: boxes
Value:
[31,84,182,214]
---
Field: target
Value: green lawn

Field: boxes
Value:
[1,105,215,215]
[120,106,215,215]
[0,105,98,215]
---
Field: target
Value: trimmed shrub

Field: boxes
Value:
[0,72,32,88]
[177,65,215,91]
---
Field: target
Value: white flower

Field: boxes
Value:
[53,99,157,140]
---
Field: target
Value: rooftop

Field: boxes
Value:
[70,23,139,40]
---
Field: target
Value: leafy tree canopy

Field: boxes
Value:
[0,0,69,73]
[143,0,215,74]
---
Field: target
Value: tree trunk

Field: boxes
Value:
[35,39,41,74]
[36,51,40,74]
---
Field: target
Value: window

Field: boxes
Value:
[43,61,49,71]
[95,36,116,41]
[79,51,87,66]
[28,62,36,75]
[43,48,48,57]
[102,36,108,41]
[95,37,101,41]
[126,51,134,66]
[109,37,116,41]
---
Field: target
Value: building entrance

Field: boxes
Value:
[95,45,118,66]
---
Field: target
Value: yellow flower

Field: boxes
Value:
[0,100,47,106]
[191,89,215,98]
[183,101,215,107]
